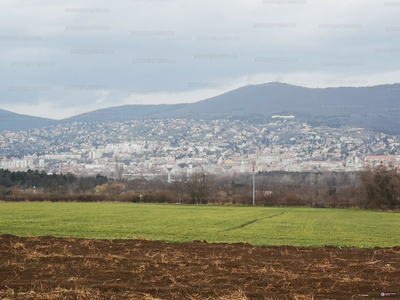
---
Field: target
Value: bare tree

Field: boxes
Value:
[185,172,212,204]
[359,163,400,210]
[170,174,187,204]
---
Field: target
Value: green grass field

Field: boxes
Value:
[0,203,399,247]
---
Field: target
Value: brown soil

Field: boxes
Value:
[0,235,399,300]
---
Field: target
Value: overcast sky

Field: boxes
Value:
[1,0,399,120]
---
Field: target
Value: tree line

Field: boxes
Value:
[0,165,399,210]
[0,169,107,196]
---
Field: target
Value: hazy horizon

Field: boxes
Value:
[2,81,400,121]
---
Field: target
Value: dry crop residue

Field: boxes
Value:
[0,235,399,299]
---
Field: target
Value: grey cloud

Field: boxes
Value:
[0,0,399,116]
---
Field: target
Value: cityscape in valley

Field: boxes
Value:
[2,83,400,180]
[1,115,399,180]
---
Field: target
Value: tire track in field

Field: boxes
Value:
[223,210,290,232]
[223,219,259,231]
[265,211,289,219]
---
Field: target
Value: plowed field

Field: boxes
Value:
[0,235,399,299]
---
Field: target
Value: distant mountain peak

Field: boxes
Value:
[1,83,400,133]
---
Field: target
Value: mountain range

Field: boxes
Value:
[1,82,400,133]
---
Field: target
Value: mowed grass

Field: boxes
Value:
[0,202,399,247]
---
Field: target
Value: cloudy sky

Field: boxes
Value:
[1,0,399,119]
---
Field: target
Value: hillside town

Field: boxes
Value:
[1,118,400,179]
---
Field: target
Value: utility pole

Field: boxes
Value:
[115,156,118,180]
[252,164,255,206]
